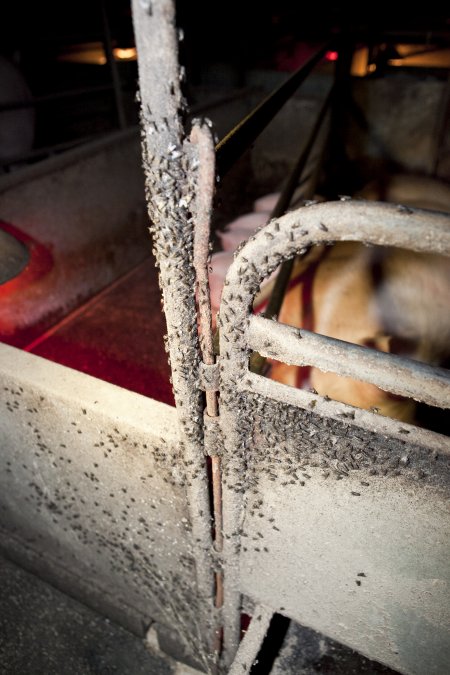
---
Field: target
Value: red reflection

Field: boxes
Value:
[0,221,53,299]
[0,222,174,407]
[30,333,175,406]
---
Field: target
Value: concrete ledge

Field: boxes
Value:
[0,343,210,668]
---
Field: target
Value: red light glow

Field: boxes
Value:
[0,221,53,300]
[326,50,339,62]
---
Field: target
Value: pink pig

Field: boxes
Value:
[217,212,271,252]
[208,198,280,326]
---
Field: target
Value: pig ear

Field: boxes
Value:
[374,334,393,353]
[364,334,420,358]
[363,334,392,353]
[388,335,421,358]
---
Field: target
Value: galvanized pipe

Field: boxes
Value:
[190,122,224,629]
[249,315,450,409]
[132,1,217,670]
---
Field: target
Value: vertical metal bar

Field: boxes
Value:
[324,36,355,195]
[191,122,219,409]
[101,0,127,129]
[131,1,217,670]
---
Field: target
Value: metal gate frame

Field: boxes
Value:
[131,2,450,672]
[218,201,450,671]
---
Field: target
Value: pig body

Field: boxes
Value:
[209,176,450,427]
[209,206,276,325]
[270,242,450,422]
[270,175,450,424]
[217,212,270,252]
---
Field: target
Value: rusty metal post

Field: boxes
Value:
[190,122,225,638]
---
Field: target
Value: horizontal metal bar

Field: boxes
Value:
[215,44,329,177]
[248,314,450,409]
[242,371,450,454]
[382,29,450,44]
[228,605,274,675]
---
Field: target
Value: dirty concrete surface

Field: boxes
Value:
[0,554,401,675]
[0,555,180,675]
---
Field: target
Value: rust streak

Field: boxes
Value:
[190,122,224,661]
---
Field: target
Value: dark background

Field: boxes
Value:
[0,1,448,165]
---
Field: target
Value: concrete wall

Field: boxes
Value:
[0,343,212,672]
[0,128,150,345]
[346,74,450,182]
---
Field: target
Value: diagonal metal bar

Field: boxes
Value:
[261,86,334,312]
[249,83,335,376]
[215,44,329,177]
[228,605,274,675]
